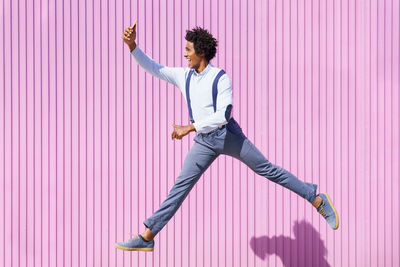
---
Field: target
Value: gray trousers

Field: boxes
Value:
[143,118,317,236]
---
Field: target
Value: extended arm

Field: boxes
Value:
[122,23,184,87]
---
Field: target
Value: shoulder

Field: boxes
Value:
[211,66,231,86]
[171,67,191,89]
[208,65,230,81]
[207,66,231,91]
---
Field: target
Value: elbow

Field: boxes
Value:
[225,104,233,122]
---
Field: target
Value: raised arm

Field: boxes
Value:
[122,22,184,87]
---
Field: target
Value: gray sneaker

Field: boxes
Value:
[317,193,339,230]
[115,234,154,251]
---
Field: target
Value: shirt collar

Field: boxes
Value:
[193,63,213,76]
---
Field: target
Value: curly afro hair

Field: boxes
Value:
[185,27,218,62]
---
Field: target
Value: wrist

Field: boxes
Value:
[188,124,196,132]
[129,42,137,52]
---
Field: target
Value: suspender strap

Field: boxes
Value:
[185,68,226,123]
[212,70,226,112]
[185,69,195,123]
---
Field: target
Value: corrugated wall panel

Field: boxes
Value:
[1,0,399,266]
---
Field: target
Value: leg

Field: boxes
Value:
[221,119,338,229]
[143,142,218,237]
[233,138,317,204]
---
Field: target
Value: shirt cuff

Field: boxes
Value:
[192,122,201,133]
[130,45,140,56]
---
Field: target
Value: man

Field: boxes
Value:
[116,24,339,252]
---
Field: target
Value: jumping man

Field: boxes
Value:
[116,24,339,252]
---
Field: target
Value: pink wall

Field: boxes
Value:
[1,0,399,266]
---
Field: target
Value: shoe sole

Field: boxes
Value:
[115,244,154,251]
[323,193,339,230]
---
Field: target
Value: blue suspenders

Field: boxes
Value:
[212,70,226,112]
[185,69,226,123]
[185,70,195,123]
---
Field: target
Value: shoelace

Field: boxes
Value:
[128,233,140,241]
[318,208,328,218]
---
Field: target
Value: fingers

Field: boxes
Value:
[122,25,136,41]
[171,124,186,140]
[122,35,131,41]
[171,130,184,140]
[123,29,134,37]
[171,132,182,140]
[126,21,137,37]
[171,124,176,140]
[124,28,135,35]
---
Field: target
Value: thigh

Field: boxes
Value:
[221,117,251,158]
[235,138,269,171]
[224,134,271,173]
[177,141,219,184]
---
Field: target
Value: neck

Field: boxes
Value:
[195,60,209,74]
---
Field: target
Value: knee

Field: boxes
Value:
[258,161,283,180]
[174,171,199,188]
[176,163,204,184]
[174,175,191,187]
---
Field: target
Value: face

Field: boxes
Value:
[184,41,204,69]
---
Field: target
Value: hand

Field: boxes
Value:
[122,22,137,51]
[171,124,196,140]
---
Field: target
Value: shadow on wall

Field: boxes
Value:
[250,220,330,267]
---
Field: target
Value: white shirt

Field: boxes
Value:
[131,46,233,134]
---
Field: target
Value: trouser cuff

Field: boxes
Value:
[305,182,318,204]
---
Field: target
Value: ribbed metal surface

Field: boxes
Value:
[0,0,399,266]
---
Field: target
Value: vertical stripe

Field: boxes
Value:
[0,0,399,266]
